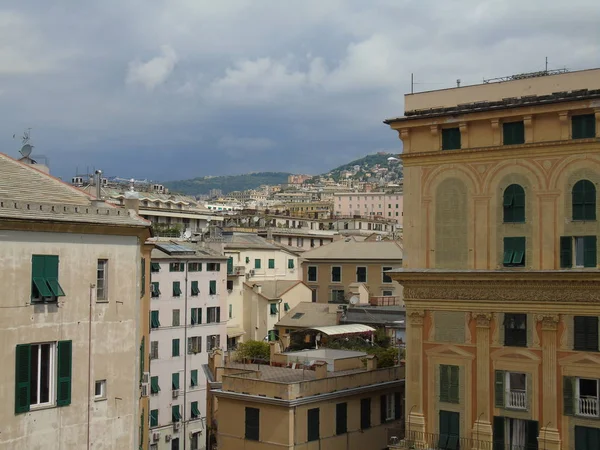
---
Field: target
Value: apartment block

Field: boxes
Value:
[385,68,600,450]
[0,153,151,449]
[334,192,404,225]
[148,241,227,450]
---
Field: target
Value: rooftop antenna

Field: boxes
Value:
[456,79,461,88]
[545,56,548,73]
[14,128,34,158]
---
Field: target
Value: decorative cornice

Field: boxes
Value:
[536,314,560,331]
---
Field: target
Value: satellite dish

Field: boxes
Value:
[349,296,359,305]
[183,230,192,239]
[20,144,33,157]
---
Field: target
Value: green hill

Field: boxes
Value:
[323,153,399,181]
[164,172,291,196]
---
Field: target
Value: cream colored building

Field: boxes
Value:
[0,153,151,449]
[205,346,404,450]
[385,68,600,450]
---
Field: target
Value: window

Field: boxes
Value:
[438,410,459,450]
[297,237,304,247]
[188,262,201,272]
[206,262,220,272]
[356,266,367,283]
[564,377,600,418]
[288,259,294,269]
[188,336,202,354]
[442,127,461,150]
[503,184,525,223]
[360,398,371,429]
[15,340,72,413]
[311,239,315,247]
[172,373,180,391]
[572,180,596,221]
[268,259,275,269]
[190,369,198,388]
[245,407,260,441]
[207,335,220,352]
[151,282,160,298]
[245,257,250,264]
[254,259,261,269]
[503,237,526,267]
[150,409,158,427]
[574,316,599,351]
[284,302,290,312]
[172,404,181,422]
[190,307,201,325]
[150,341,158,360]
[440,365,459,403]
[172,339,180,357]
[150,376,160,394]
[330,290,345,303]
[190,432,201,450]
[97,259,108,300]
[31,255,65,301]
[503,121,525,145]
[382,290,394,296]
[336,402,347,435]
[172,309,180,326]
[191,281,200,296]
[495,370,527,409]
[172,281,182,297]
[572,114,596,139]
[151,262,160,273]
[307,266,317,282]
[268,303,278,315]
[504,313,527,347]
[575,426,600,450]
[191,401,200,419]
[151,311,160,329]
[207,307,220,323]
[227,280,233,291]
[229,304,233,318]
[209,280,217,295]
[382,267,392,283]
[227,257,234,274]
[94,380,106,400]
[307,408,320,442]
[561,236,597,268]
[169,262,184,272]
[171,438,179,450]
[141,258,146,297]
[331,266,341,282]
[311,289,317,303]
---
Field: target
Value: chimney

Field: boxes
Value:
[94,170,103,200]
[314,361,327,379]
[269,341,279,365]
[365,354,378,371]
[124,179,140,213]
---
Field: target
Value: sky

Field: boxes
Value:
[2,1,600,182]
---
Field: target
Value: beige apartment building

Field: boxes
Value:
[334,192,404,225]
[301,237,403,304]
[205,346,404,450]
[0,153,152,449]
[385,68,600,450]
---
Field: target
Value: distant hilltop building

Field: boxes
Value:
[287,174,312,185]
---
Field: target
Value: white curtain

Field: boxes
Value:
[511,419,526,449]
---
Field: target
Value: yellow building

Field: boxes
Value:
[205,345,404,450]
[385,68,600,450]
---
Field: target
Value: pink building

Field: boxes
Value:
[334,192,403,225]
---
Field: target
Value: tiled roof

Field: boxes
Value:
[301,238,403,261]
[222,232,294,252]
[244,280,304,300]
[275,302,339,328]
[0,153,149,227]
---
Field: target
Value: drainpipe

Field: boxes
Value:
[87,283,94,449]
[183,260,189,450]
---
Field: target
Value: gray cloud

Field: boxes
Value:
[0,0,599,181]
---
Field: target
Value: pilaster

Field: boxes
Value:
[595,109,600,138]
[491,119,501,146]
[430,125,440,151]
[537,314,562,450]
[406,309,426,442]
[459,122,469,149]
[558,112,569,140]
[399,129,411,153]
[472,312,493,449]
[523,115,533,143]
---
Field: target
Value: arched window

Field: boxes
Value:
[572,180,596,221]
[503,184,525,223]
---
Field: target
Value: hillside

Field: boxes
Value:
[316,152,401,182]
[164,172,291,196]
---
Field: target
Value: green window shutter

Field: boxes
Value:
[227,257,234,274]
[270,303,278,315]
[526,420,538,450]
[172,405,181,422]
[191,369,198,387]
[150,409,158,428]
[140,409,144,448]
[563,376,574,415]
[42,255,65,297]
[503,121,525,145]
[512,237,525,265]
[573,180,596,221]
[336,402,347,435]
[191,280,199,296]
[140,336,145,382]
[308,266,317,281]
[394,393,401,420]
[191,401,200,418]
[141,258,146,297]
[246,257,250,264]
[268,259,275,269]
[503,239,514,265]
[229,304,232,318]
[380,395,387,424]
[254,259,261,269]
[583,236,597,268]
[151,262,160,272]
[494,370,505,408]
[503,184,525,223]
[216,307,221,323]
[172,281,182,296]
[191,308,197,325]
[172,339,180,357]
[15,344,31,414]
[448,411,460,449]
[172,373,179,390]
[438,410,450,448]
[442,127,461,150]
[245,407,260,441]
[198,308,202,324]
[288,259,294,269]
[151,376,160,394]
[57,340,72,407]
[493,416,505,450]
[151,311,160,328]
[450,365,459,403]
[360,398,371,429]
[560,236,573,268]
[216,263,220,271]
[209,280,217,295]
[572,114,596,139]
[440,365,450,402]
[284,303,290,312]
[585,316,599,351]
[307,408,320,442]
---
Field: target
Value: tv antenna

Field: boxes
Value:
[14,128,34,158]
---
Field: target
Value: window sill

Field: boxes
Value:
[30,403,57,412]
[96,299,109,304]
[94,397,107,402]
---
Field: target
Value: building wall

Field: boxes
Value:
[0,230,142,449]
[301,261,403,304]
[334,192,404,225]
[149,258,227,449]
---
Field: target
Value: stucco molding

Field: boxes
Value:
[470,311,493,328]
[535,313,560,331]
[407,309,425,326]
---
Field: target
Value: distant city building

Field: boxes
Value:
[334,192,403,226]
[287,174,312,185]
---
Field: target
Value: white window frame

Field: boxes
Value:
[94,379,107,401]
[97,259,108,301]
[188,336,202,354]
[207,335,220,352]
[505,371,527,410]
[576,377,600,418]
[385,394,395,421]
[150,341,159,359]
[574,236,585,268]
[191,431,201,450]
[30,342,56,409]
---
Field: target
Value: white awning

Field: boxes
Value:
[227,326,246,338]
[309,324,375,336]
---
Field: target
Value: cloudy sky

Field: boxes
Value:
[2,1,599,181]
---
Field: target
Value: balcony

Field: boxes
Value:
[370,296,401,306]
[387,430,530,450]
[507,389,527,409]
[578,396,599,417]
[227,266,245,277]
